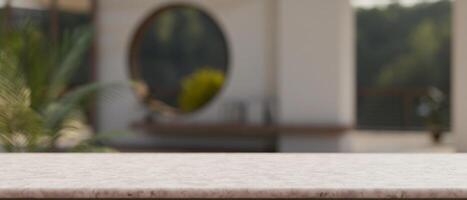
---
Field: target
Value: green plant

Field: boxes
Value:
[417,87,447,143]
[178,68,225,112]
[0,23,115,152]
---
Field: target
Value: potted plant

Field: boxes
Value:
[417,87,446,144]
[0,23,119,152]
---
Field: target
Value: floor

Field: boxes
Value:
[348,130,455,153]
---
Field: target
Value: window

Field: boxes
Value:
[354,0,452,130]
[0,0,93,87]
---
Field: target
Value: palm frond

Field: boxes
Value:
[0,51,30,107]
[2,23,55,110]
[0,104,49,152]
[47,27,92,103]
[43,82,120,134]
[22,31,54,110]
[0,22,121,152]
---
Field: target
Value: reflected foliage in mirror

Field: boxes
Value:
[130,5,229,114]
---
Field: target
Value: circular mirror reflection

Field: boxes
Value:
[130,5,229,114]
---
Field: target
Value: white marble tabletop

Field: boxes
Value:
[1,153,467,199]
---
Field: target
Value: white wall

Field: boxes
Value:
[96,0,277,149]
[277,0,354,152]
[277,0,354,125]
[97,0,355,151]
[453,0,467,152]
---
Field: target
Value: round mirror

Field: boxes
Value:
[130,5,229,114]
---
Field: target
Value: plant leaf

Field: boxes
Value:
[43,82,121,133]
[47,27,92,103]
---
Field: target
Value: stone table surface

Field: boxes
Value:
[1,153,467,199]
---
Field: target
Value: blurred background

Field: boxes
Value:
[0,0,465,153]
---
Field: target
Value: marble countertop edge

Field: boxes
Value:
[2,154,467,199]
[1,188,467,199]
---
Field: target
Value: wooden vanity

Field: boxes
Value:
[1,154,467,199]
